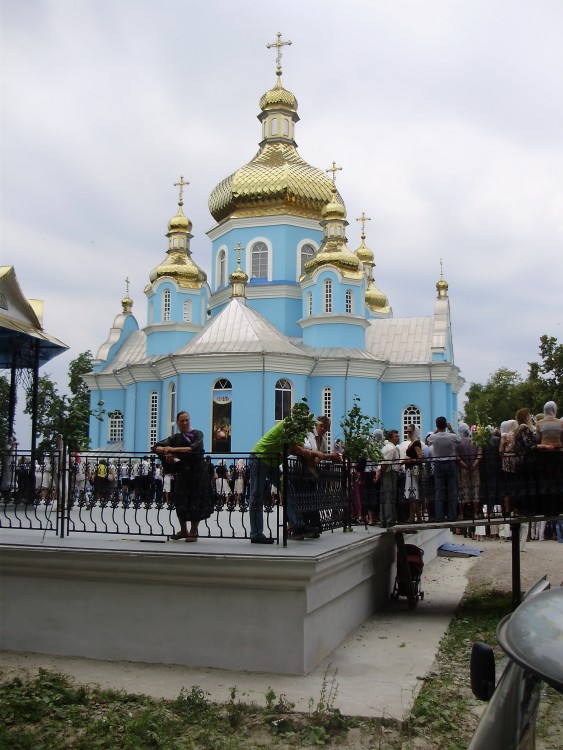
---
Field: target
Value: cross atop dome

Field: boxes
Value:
[266,32,292,77]
[356,211,371,239]
[326,161,343,184]
[174,175,189,207]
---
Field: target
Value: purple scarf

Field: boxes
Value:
[181,430,195,446]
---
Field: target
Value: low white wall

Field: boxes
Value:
[0,529,450,675]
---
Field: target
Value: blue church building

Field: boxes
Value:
[84,51,464,453]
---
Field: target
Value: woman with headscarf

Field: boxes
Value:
[456,423,482,522]
[404,424,423,523]
[513,408,538,514]
[499,419,518,516]
[233,458,246,505]
[535,401,563,516]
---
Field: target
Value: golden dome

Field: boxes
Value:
[356,237,374,265]
[209,73,345,223]
[436,275,448,298]
[259,76,298,112]
[121,294,133,314]
[365,279,388,310]
[229,265,248,283]
[168,206,192,233]
[149,251,207,289]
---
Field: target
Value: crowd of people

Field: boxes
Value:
[354,401,563,542]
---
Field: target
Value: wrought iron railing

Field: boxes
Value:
[1,447,561,544]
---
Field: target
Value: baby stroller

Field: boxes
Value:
[391,544,425,603]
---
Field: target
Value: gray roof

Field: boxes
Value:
[98,330,147,373]
[366,317,433,364]
[176,298,307,356]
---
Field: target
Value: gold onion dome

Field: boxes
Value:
[121,294,133,314]
[168,205,192,233]
[304,188,361,277]
[356,236,374,265]
[229,265,248,283]
[259,76,298,112]
[208,76,345,223]
[436,262,448,297]
[365,279,388,310]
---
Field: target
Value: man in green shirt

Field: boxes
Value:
[248,406,326,543]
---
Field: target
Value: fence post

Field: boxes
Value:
[282,447,288,547]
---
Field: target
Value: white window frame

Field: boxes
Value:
[245,237,272,282]
[108,410,123,443]
[345,289,353,314]
[168,382,176,436]
[402,405,422,442]
[162,289,171,322]
[323,387,332,448]
[275,378,293,422]
[149,391,159,448]
[324,279,333,313]
[183,299,192,322]
[297,240,317,278]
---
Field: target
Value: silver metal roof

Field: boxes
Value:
[98,330,147,373]
[366,317,433,364]
[176,298,307,356]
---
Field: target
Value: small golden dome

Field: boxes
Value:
[121,294,133,314]
[365,279,388,310]
[259,76,298,112]
[229,266,248,283]
[168,206,192,233]
[322,197,346,220]
[149,251,207,289]
[356,237,374,265]
[436,276,449,298]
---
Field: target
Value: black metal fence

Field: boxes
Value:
[1,446,561,545]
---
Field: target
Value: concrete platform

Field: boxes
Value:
[0,524,451,677]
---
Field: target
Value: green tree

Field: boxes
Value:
[463,336,563,426]
[0,374,10,447]
[340,396,383,462]
[24,351,96,454]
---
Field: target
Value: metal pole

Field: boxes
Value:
[510,522,521,609]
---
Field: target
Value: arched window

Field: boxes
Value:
[271,117,278,135]
[345,289,353,314]
[218,249,227,288]
[307,291,313,316]
[108,410,123,443]
[282,118,289,136]
[168,383,176,436]
[402,405,421,442]
[251,242,268,279]
[324,279,333,313]
[183,299,192,322]
[275,378,292,421]
[149,391,159,448]
[300,243,315,276]
[323,387,332,447]
[212,379,232,452]
[162,289,171,322]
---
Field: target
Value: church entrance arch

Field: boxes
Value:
[212,379,232,452]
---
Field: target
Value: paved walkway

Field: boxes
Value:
[0,552,476,720]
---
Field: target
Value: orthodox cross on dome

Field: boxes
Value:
[440,258,444,277]
[326,161,342,184]
[233,242,245,268]
[174,175,189,206]
[356,212,371,238]
[125,276,130,295]
[266,32,292,76]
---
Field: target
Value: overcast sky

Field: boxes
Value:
[2,0,562,433]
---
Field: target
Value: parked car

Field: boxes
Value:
[468,577,563,749]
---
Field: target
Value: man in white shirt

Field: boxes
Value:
[377,429,401,527]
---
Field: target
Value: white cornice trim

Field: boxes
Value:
[299,315,370,331]
[144,322,202,335]
[207,215,322,241]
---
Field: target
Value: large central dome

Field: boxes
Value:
[208,76,344,223]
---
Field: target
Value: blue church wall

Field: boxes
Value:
[247,294,302,338]
[211,223,322,290]
[146,329,196,357]
[302,322,366,348]
[379,381,434,436]
[88,389,124,449]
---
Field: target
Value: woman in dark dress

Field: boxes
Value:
[153,411,212,541]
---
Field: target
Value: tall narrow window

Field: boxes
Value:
[168,383,176,436]
[251,242,268,279]
[162,289,171,322]
[322,387,332,447]
[149,391,159,448]
[300,243,315,276]
[307,292,313,316]
[108,410,123,443]
[212,379,232,453]
[345,289,353,314]
[271,117,278,135]
[275,378,292,421]
[324,279,333,313]
[183,299,192,322]
[282,118,289,136]
[402,405,421,442]
[218,249,226,288]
